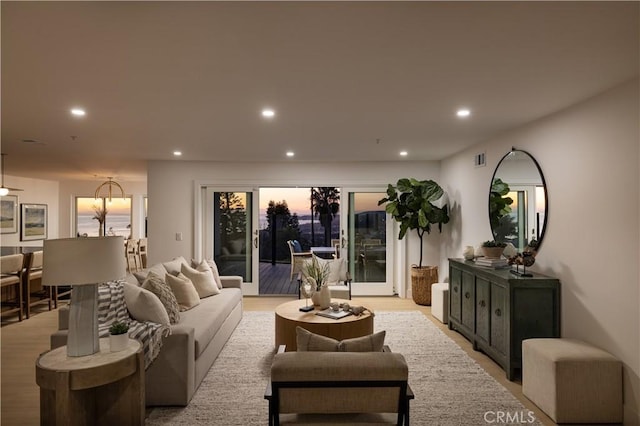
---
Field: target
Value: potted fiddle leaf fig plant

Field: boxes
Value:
[109,321,129,352]
[378,178,450,306]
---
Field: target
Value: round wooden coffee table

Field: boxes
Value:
[275,299,374,351]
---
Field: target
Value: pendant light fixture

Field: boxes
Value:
[0,154,23,196]
[94,177,125,202]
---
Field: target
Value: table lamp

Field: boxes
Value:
[43,236,126,357]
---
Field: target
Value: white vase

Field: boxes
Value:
[109,333,129,352]
[311,291,321,306]
[463,246,475,260]
[319,284,331,309]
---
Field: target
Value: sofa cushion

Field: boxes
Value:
[163,256,189,275]
[123,273,141,287]
[178,287,242,358]
[182,262,220,298]
[202,259,223,290]
[166,272,200,311]
[133,262,167,284]
[122,282,170,325]
[141,271,180,324]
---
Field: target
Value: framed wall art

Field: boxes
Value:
[21,203,47,241]
[1,195,19,234]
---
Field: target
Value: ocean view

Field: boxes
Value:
[77,214,131,237]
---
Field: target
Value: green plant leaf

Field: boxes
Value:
[396,178,412,193]
[398,221,409,240]
[418,209,427,228]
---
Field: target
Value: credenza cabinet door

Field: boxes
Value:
[490,283,506,356]
[460,271,475,332]
[475,278,490,345]
[449,267,462,325]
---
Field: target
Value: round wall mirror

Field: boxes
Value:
[489,149,547,252]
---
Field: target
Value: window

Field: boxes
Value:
[76,197,132,238]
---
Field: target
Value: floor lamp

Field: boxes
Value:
[43,236,126,357]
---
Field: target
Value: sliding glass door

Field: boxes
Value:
[204,188,259,295]
[341,189,394,296]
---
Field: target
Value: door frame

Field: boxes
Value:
[340,187,396,297]
[194,183,259,296]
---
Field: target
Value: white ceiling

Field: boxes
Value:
[2,1,638,182]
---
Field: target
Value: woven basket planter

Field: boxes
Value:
[411,265,439,306]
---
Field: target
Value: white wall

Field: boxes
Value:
[441,78,640,424]
[147,160,444,296]
[0,175,59,247]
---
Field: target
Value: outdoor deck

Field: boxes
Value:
[234,259,385,295]
[259,262,299,295]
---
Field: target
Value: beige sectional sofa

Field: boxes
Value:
[51,257,243,406]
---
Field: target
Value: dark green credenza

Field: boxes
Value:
[448,258,561,380]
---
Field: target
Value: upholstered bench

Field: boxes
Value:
[431,282,449,324]
[522,338,623,423]
[265,342,413,426]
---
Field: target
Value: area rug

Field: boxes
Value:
[146,311,539,425]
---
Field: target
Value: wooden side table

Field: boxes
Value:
[36,338,144,426]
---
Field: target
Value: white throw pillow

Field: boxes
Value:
[181,262,220,298]
[203,259,223,290]
[122,282,170,325]
[162,256,189,275]
[165,272,200,311]
[133,262,167,284]
[316,256,348,284]
[123,273,141,287]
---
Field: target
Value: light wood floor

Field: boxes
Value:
[0,297,555,426]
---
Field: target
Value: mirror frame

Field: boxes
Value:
[489,148,548,252]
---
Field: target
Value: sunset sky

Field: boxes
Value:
[76,197,131,216]
[259,188,383,216]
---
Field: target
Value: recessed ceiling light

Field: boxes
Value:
[286,151,294,157]
[71,108,86,117]
[400,151,408,157]
[456,108,471,118]
[173,151,182,156]
[262,108,275,118]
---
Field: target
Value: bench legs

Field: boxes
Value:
[266,381,413,426]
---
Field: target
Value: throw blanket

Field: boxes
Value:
[98,281,170,369]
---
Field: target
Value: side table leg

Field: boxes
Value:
[54,371,71,426]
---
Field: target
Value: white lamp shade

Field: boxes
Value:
[43,236,126,286]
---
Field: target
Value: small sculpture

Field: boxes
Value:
[508,241,538,277]
[299,279,315,312]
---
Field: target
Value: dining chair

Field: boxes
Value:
[138,238,148,269]
[23,250,52,318]
[1,253,25,321]
[286,240,313,281]
[125,238,140,272]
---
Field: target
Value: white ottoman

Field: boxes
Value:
[430,282,449,324]
[522,338,622,424]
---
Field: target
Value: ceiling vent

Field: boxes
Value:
[474,151,486,167]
